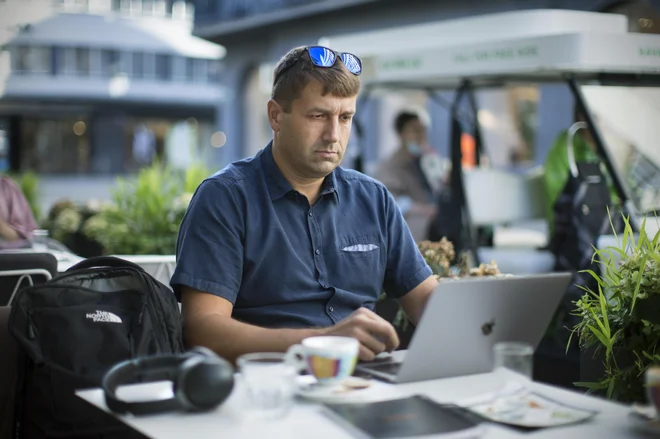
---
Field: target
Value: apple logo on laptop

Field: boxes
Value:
[481,319,495,336]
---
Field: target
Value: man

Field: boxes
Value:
[171,46,438,364]
[0,175,37,249]
[375,111,441,241]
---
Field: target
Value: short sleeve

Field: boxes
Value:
[170,178,244,303]
[381,189,433,298]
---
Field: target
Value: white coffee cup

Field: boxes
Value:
[285,336,359,386]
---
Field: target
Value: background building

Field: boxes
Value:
[0,0,227,208]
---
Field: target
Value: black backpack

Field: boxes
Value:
[8,256,185,439]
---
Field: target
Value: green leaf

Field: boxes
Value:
[582,269,606,290]
[574,381,609,390]
[631,252,649,310]
[606,377,616,399]
[599,287,611,335]
[586,324,611,355]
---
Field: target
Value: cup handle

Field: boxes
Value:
[285,344,307,373]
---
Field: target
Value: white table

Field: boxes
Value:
[77,367,646,439]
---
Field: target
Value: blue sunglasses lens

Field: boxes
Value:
[340,53,362,75]
[308,46,336,67]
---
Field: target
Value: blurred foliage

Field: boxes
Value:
[46,162,211,256]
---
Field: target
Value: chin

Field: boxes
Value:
[311,163,338,176]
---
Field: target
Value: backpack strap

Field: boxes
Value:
[66,256,145,273]
[566,121,588,179]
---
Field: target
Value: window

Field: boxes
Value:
[185,57,194,82]
[132,52,144,78]
[20,118,91,174]
[143,53,155,79]
[205,60,222,83]
[12,46,51,75]
[75,48,90,76]
[186,58,208,83]
[155,54,171,81]
[101,49,121,77]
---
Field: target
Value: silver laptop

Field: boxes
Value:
[355,272,572,384]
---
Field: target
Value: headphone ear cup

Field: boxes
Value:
[175,355,235,411]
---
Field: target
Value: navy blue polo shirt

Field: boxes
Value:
[170,142,433,329]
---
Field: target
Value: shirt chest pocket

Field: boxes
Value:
[333,234,384,294]
[337,234,382,258]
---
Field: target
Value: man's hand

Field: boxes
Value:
[320,308,399,361]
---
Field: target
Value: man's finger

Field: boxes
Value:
[358,345,376,362]
[358,317,400,352]
[354,328,386,356]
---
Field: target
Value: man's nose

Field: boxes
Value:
[323,118,340,143]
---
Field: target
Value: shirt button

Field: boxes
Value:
[329,307,334,312]
[315,249,320,255]
[308,211,313,217]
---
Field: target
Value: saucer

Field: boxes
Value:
[295,375,373,403]
[629,404,660,434]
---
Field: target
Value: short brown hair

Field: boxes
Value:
[271,46,361,112]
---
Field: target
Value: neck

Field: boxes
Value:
[272,141,324,204]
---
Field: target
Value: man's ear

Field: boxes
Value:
[267,99,285,132]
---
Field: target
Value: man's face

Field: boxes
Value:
[400,118,427,147]
[272,80,357,179]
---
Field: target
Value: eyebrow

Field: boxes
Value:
[307,107,355,116]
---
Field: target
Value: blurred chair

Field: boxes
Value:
[0,253,58,306]
[463,167,555,274]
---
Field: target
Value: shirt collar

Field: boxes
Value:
[260,141,340,202]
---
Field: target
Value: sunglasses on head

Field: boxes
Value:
[275,46,362,84]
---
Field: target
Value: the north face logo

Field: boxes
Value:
[86,310,123,323]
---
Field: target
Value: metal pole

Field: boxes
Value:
[566,77,629,208]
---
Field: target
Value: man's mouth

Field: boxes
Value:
[316,150,337,156]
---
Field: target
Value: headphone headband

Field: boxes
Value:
[102,348,234,416]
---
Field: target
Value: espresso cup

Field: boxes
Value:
[646,366,660,415]
[285,336,359,386]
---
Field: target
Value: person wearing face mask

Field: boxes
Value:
[375,111,442,242]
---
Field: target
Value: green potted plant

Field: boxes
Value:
[571,214,660,403]
[82,162,210,256]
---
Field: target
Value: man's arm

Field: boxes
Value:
[397,275,438,326]
[182,287,401,364]
[182,287,321,364]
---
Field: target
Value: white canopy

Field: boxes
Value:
[320,9,660,88]
[8,13,225,60]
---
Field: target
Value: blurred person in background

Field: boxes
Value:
[0,175,37,249]
[376,111,443,241]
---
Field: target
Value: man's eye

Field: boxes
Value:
[311,114,324,119]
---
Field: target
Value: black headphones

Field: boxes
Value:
[102,346,235,416]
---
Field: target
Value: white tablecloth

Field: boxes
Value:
[76,365,646,439]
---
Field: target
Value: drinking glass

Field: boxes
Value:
[493,341,534,380]
[490,342,534,418]
[236,352,298,420]
[31,229,49,252]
